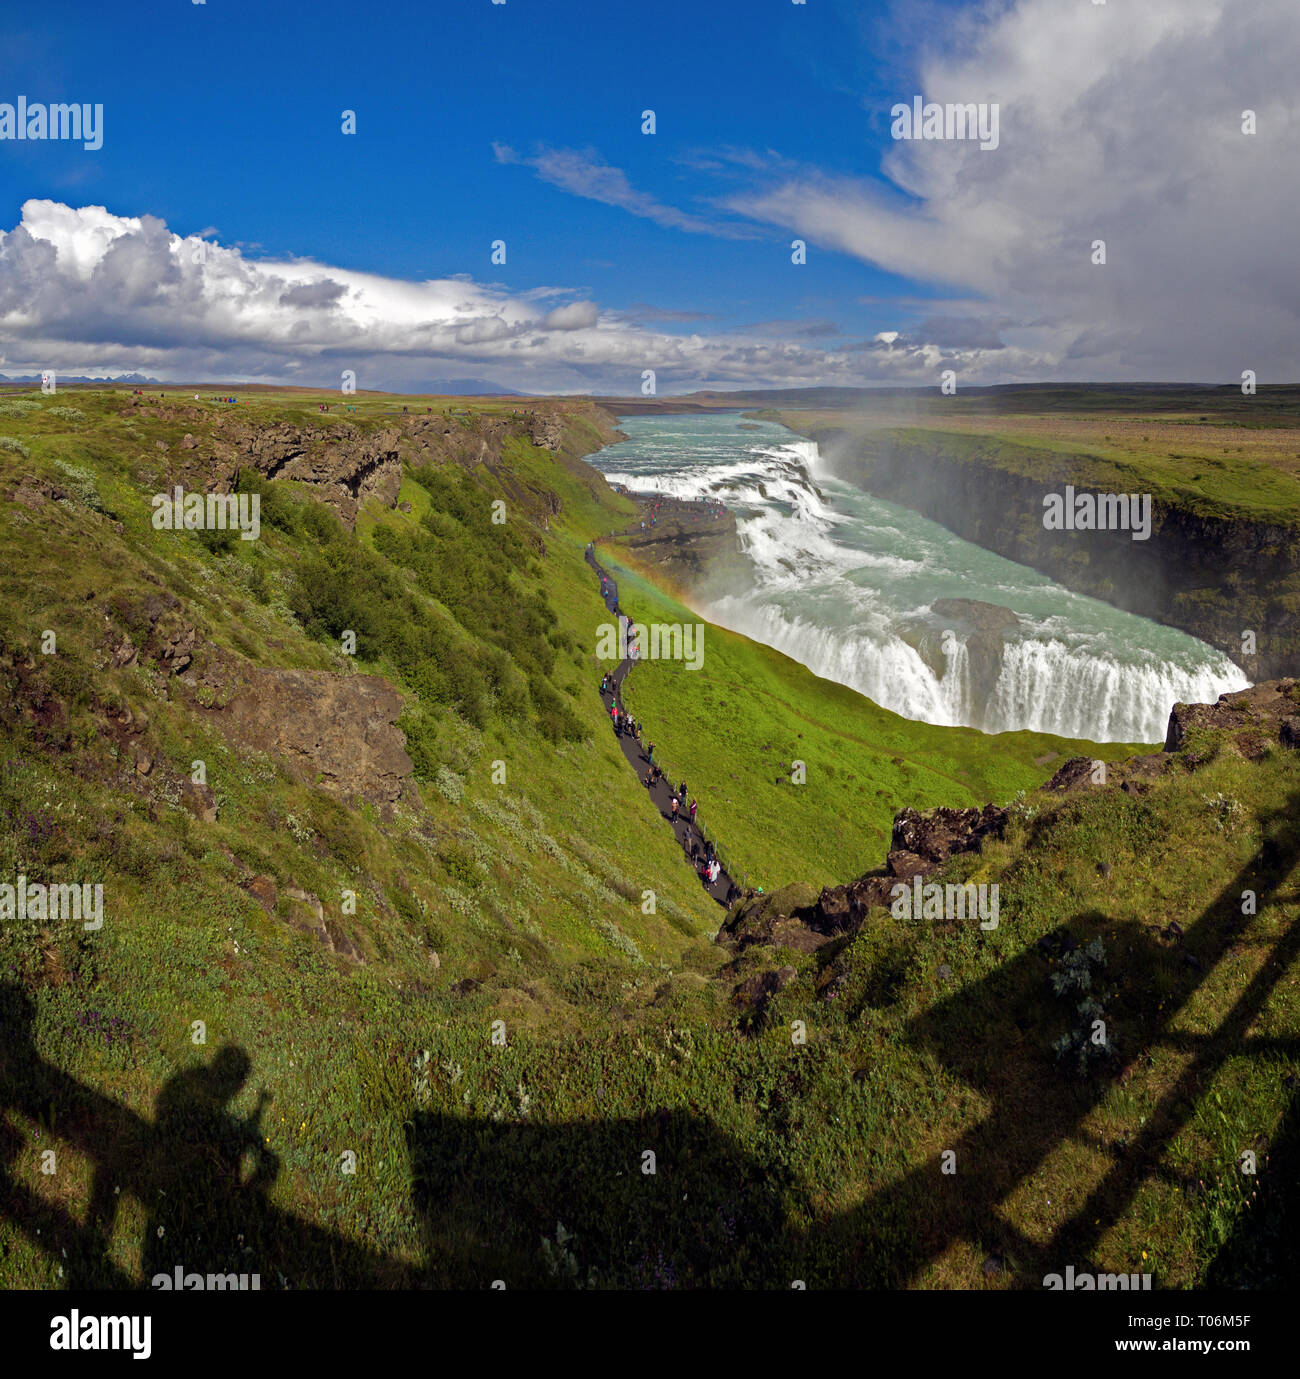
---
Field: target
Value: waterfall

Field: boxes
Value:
[586,414,1251,745]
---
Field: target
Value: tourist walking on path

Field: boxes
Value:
[584,540,737,911]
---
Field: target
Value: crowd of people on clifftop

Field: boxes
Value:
[630,493,726,533]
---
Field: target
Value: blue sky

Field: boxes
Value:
[0,0,1294,392]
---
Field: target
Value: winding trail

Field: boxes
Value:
[586,542,738,909]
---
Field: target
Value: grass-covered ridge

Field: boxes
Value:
[0,388,702,972]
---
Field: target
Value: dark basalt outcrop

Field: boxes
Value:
[614,494,746,593]
[201,420,403,529]
[718,883,825,951]
[720,803,1011,955]
[127,399,623,532]
[1164,677,1300,758]
[889,801,1011,871]
[809,802,1011,938]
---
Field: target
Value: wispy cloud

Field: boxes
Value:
[607,304,716,325]
[745,318,844,339]
[671,146,795,176]
[493,142,755,240]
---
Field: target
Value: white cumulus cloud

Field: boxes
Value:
[0,199,912,391]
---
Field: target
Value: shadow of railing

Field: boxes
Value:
[3,790,1297,1288]
[808,785,1300,1286]
[405,1108,798,1288]
[1205,1077,1300,1287]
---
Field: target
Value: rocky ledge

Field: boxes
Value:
[612,493,746,593]
[720,802,1011,954]
[191,661,414,812]
[719,678,1300,1010]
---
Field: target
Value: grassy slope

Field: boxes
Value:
[0,390,728,1284]
[0,388,1293,1290]
[592,549,1137,892]
[0,392,714,966]
[770,733,1300,1289]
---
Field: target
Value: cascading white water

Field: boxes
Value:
[939,638,976,728]
[587,413,1251,744]
[982,639,1245,741]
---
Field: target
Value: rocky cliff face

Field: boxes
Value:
[808,426,1300,681]
[129,399,623,531]
[136,408,405,530]
[213,420,404,528]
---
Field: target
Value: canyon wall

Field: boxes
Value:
[805,425,1300,682]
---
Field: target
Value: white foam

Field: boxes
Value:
[596,427,1251,743]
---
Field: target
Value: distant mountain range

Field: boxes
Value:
[0,372,161,385]
[0,373,522,395]
[406,378,524,396]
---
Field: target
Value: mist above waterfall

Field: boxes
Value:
[587,414,1249,744]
